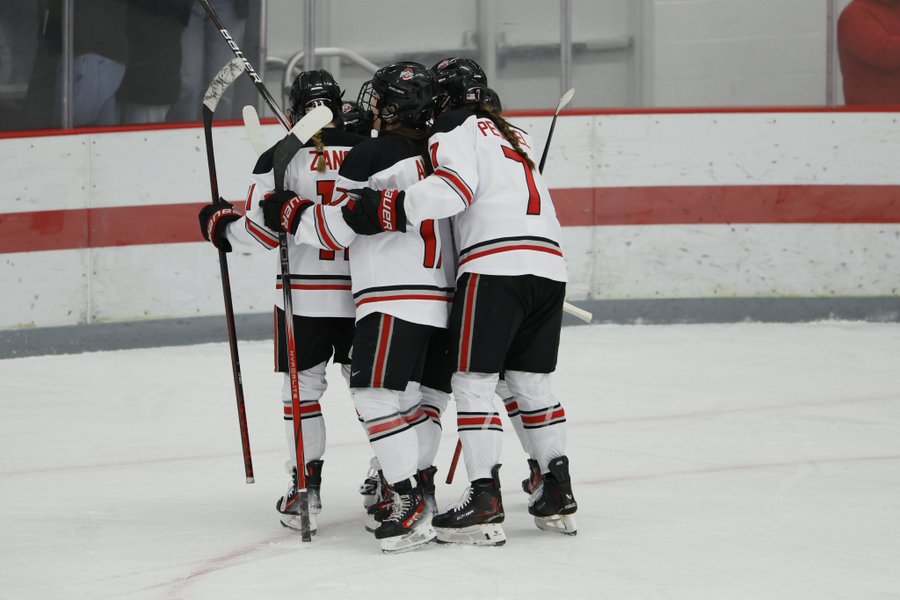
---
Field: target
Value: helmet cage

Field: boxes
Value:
[357,62,436,128]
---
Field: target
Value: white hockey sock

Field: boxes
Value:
[496,378,533,458]
[352,386,418,485]
[282,362,328,469]
[452,371,502,481]
[418,384,449,469]
[505,370,567,473]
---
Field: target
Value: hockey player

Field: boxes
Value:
[258,61,452,553]
[342,57,579,543]
[198,69,366,535]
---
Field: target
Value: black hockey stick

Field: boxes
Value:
[198,0,326,542]
[201,57,254,484]
[197,0,290,129]
[537,87,575,173]
[535,88,593,323]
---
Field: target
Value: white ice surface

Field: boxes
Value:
[1,322,899,600]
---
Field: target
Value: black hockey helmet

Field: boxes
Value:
[288,69,344,124]
[483,87,502,112]
[430,57,488,112]
[341,100,373,136]
[357,61,437,129]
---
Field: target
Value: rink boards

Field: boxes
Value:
[1,110,899,329]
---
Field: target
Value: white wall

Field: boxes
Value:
[2,110,898,330]
[263,0,838,109]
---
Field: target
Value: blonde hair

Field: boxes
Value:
[312,132,326,173]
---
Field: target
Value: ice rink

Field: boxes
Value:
[2,321,899,600]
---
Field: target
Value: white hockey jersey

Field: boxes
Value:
[222,128,366,318]
[292,134,453,329]
[402,109,568,283]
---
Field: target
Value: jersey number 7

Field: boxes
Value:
[316,179,348,261]
[502,146,541,215]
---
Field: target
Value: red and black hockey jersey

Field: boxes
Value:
[293,134,454,329]
[222,127,366,318]
[402,109,567,283]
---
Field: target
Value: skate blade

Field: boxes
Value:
[380,523,437,553]
[361,493,377,508]
[534,513,577,535]
[280,512,318,536]
[364,513,381,533]
[434,523,507,546]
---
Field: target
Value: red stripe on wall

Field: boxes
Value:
[0,202,208,254]
[3,185,900,254]
[551,185,900,226]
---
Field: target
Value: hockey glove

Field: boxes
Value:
[198,200,241,252]
[341,187,407,235]
[259,189,314,234]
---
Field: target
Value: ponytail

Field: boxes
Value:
[483,106,535,171]
[313,132,326,173]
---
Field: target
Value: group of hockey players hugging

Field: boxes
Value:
[198,57,578,553]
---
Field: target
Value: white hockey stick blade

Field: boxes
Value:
[289,105,333,144]
[563,301,592,323]
[203,58,245,113]
[556,88,575,114]
[242,105,268,156]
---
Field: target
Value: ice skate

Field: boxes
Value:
[374,477,436,553]
[433,464,506,546]
[528,456,578,536]
[277,461,324,535]
[364,487,394,533]
[521,458,542,495]
[359,456,385,508]
[415,465,438,522]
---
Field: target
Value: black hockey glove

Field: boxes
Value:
[259,189,314,234]
[198,199,241,252]
[341,187,407,235]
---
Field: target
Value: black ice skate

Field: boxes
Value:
[432,464,506,546]
[528,455,578,535]
[415,465,438,520]
[374,477,436,553]
[521,458,542,495]
[276,460,324,534]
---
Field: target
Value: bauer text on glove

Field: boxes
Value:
[259,190,314,234]
[341,187,407,235]
[198,200,241,252]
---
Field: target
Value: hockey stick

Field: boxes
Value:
[445,441,463,485]
[564,302,592,323]
[242,105,268,156]
[198,0,317,541]
[534,88,592,324]
[202,57,255,484]
[272,104,333,542]
[538,87,575,173]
